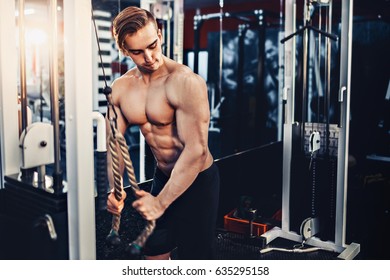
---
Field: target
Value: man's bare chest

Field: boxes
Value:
[121,85,175,126]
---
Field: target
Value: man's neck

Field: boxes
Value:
[138,56,168,83]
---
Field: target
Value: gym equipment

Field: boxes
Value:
[247,208,258,238]
[19,122,55,191]
[104,121,155,255]
[93,111,109,212]
[260,0,360,259]
[0,0,109,259]
[48,0,64,194]
[224,208,269,238]
[0,1,68,259]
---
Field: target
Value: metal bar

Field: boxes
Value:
[0,0,20,185]
[281,0,296,233]
[49,0,64,193]
[301,0,310,151]
[255,12,266,144]
[325,1,333,155]
[235,24,248,151]
[195,11,252,23]
[277,0,284,141]
[173,0,184,63]
[164,1,171,58]
[218,1,224,108]
[338,242,360,260]
[18,0,28,133]
[335,0,354,248]
[193,15,201,74]
[92,112,106,152]
[64,0,96,260]
[280,22,338,45]
[17,0,35,180]
[308,25,338,41]
[93,111,107,211]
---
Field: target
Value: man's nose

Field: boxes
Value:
[144,49,152,62]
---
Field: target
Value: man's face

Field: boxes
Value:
[123,22,163,73]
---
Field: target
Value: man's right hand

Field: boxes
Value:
[107,189,127,215]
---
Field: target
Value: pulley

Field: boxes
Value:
[300,217,320,240]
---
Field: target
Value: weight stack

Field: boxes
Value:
[1,174,68,260]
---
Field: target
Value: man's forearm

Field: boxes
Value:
[156,146,208,209]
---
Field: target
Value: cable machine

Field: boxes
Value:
[0,0,107,260]
[260,0,360,259]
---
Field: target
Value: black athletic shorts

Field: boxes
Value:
[143,162,220,260]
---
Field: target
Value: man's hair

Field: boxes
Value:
[113,6,157,54]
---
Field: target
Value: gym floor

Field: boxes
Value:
[95,204,341,260]
[95,161,390,261]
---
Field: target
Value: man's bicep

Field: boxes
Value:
[106,78,130,136]
[175,79,210,145]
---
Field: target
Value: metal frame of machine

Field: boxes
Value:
[0,0,185,260]
[260,0,360,260]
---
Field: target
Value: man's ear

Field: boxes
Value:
[158,29,163,40]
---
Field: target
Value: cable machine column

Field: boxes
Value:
[64,0,96,260]
[335,0,357,257]
[281,0,297,235]
[0,0,20,187]
[260,0,360,260]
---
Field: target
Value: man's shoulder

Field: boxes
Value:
[167,62,203,84]
[165,65,207,99]
[168,60,191,74]
[110,68,140,103]
[112,68,139,87]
